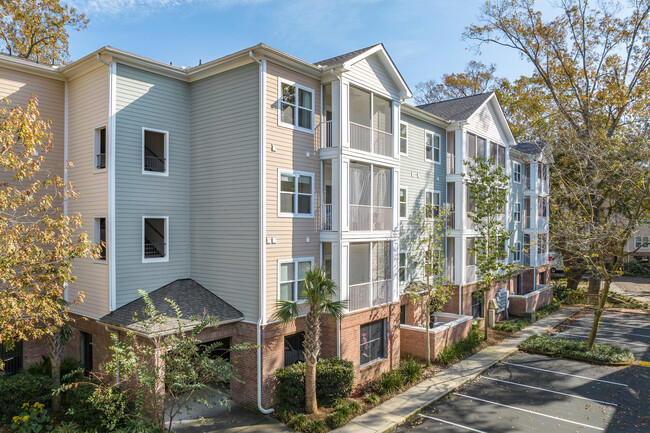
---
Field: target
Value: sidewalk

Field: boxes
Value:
[333,305,583,433]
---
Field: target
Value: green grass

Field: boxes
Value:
[437,331,484,365]
[493,318,530,333]
[519,334,635,365]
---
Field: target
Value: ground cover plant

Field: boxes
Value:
[437,330,484,365]
[493,318,530,333]
[519,334,634,366]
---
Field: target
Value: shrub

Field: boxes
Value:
[10,402,53,433]
[326,410,349,429]
[437,331,483,365]
[621,261,650,276]
[552,284,571,302]
[364,393,380,405]
[331,399,362,418]
[379,371,403,394]
[61,382,128,431]
[347,400,362,415]
[398,358,422,384]
[275,406,296,424]
[112,417,159,433]
[275,357,355,411]
[0,373,53,425]
[306,419,328,433]
[520,334,635,365]
[493,319,530,333]
[288,413,311,431]
[352,378,381,397]
[52,422,83,433]
[27,357,84,381]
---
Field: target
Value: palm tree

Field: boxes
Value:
[274,266,346,414]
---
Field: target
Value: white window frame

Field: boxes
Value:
[93,125,107,172]
[278,169,315,218]
[635,236,650,249]
[93,217,107,262]
[278,79,315,134]
[513,162,522,183]
[142,127,169,176]
[424,190,441,220]
[399,122,408,156]
[399,251,407,284]
[142,216,169,263]
[424,130,441,163]
[513,242,521,262]
[277,257,314,302]
[514,201,521,223]
[399,187,407,220]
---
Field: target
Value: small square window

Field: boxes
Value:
[279,171,314,217]
[143,129,167,174]
[143,217,167,261]
[279,81,314,132]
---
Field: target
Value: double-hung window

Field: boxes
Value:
[279,170,314,217]
[399,252,407,283]
[360,320,385,365]
[514,202,521,223]
[513,242,522,262]
[399,123,408,155]
[635,236,650,248]
[279,258,313,302]
[279,80,314,132]
[399,188,407,220]
[425,131,441,163]
[425,191,440,219]
[513,162,522,183]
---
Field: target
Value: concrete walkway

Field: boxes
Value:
[333,305,583,433]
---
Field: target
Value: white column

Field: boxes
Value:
[392,101,400,159]
[341,81,349,148]
[331,80,341,149]
[341,158,349,232]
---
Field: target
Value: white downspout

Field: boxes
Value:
[250,51,273,415]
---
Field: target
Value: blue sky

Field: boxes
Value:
[67,0,542,96]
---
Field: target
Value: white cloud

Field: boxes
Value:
[69,0,267,16]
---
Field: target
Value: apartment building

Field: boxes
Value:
[0,43,550,408]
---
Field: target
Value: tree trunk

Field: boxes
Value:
[48,333,62,416]
[483,290,488,340]
[586,278,612,349]
[587,276,601,304]
[565,266,586,291]
[425,302,431,365]
[303,310,321,414]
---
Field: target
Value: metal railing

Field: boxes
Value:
[445,265,455,283]
[446,154,456,174]
[524,176,531,190]
[348,279,391,311]
[144,155,166,172]
[96,153,106,170]
[321,203,333,230]
[464,265,478,284]
[322,120,333,148]
[349,122,392,157]
[372,206,391,231]
[144,242,166,258]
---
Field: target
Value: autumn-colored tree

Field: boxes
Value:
[414,61,500,104]
[0,0,88,65]
[466,0,650,348]
[403,200,454,364]
[0,97,96,409]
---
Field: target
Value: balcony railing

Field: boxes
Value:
[447,211,455,229]
[349,279,391,311]
[524,176,531,190]
[349,122,393,157]
[350,205,391,231]
[322,120,333,148]
[321,203,333,230]
[144,155,166,172]
[96,153,106,170]
[144,242,166,258]
[445,265,455,283]
[464,265,478,284]
[446,154,456,174]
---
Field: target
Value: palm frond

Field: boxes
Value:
[273,299,300,323]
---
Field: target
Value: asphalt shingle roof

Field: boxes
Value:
[314,44,380,68]
[100,279,243,334]
[416,92,493,122]
[512,141,546,156]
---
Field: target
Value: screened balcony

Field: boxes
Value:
[321,161,333,230]
[349,163,392,231]
[348,241,392,311]
[349,87,393,157]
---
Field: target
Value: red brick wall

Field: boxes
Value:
[508,286,554,317]
[400,317,472,361]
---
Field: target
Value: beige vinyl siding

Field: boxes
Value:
[189,63,260,321]
[345,54,398,97]
[468,102,507,144]
[114,64,191,307]
[265,61,321,320]
[66,64,110,318]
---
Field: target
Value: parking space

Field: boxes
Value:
[396,311,650,432]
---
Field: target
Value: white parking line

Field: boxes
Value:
[455,393,605,431]
[419,414,488,433]
[481,376,618,406]
[563,325,650,338]
[500,361,629,387]
[557,332,647,347]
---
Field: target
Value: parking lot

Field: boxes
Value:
[397,311,650,432]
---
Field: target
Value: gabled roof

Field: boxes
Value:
[512,140,554,162]
[315,44,378,68]
[416,92,493,122]
[99,279,243,336]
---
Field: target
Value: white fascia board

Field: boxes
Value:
[342,45,412,99]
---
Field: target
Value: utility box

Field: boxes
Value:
[488,308,496,327]
[524,311,536,322]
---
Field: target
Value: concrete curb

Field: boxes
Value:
[332,306,584,433]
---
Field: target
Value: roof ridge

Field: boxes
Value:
[416,91,494,109]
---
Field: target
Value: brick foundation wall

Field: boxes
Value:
[400,314,472,361]
[509,285,554,317]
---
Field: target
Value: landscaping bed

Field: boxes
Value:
[519,334,635,366]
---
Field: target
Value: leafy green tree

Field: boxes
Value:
[403,201,454,364]
[274,266,346,414]
[466,0,650,348]
[0,0,88,65]
[464,158,520,339]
